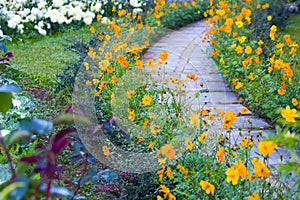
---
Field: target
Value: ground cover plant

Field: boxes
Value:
[0,0,300,199]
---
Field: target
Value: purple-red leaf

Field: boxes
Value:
[19,155,39,163]
[4,52,13,61]
[50,127,76,145]
[51,137,69,154]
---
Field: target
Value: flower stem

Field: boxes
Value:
[0,130,16,180]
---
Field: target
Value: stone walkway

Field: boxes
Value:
[143,20,290,165]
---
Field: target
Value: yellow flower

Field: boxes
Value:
[198,132,208,143]
[281,106,298,122]
[159,50,169,61]
[235,82,244,90]
[248,73,254,81]
[90,26,95,34]
[258,140,277,157]
[157,195,163,200]
[167,167,173,178]
[292,98,298,106]
[126,90,135,98]
[235,45,243,54]
[142,94,152,106]
[233,159,248,178]
[200,180,215,195]
[159,185,176,200]
[248,192,260,200]
[128,108,135,121]
[267,15,272,21]
[245,46,252,54]
[240,136,255,149]
[111,75,118,84]
[157,166,165,181]
[216,147,225,163]
[235,20,243,28]
[151,125,160,134]
[190,112,199,127]
[222,111,237,130]
[240,107,249,114]
[102,146,110,156]
[255,47,262,55]
[258,40,264,46]
[185,138,194,151]
[252,158,270,178]
[226,167,239,185]
[161,144,176,160]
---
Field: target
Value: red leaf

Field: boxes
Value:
[51,137,69,154]
[50,127,76,145]
[19,155,39,163]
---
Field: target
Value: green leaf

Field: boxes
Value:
[53,114,91,126]
[5,175,29,200]
[0,92,12,114]
[18,118,53,135]
[15,163,30,176]
[7,130,31,146]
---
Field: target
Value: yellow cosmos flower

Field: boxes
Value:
[159,50,169,61]
[150,125,160,134]
[234,159,248,178]
[292,98,298,106]
[142,94,152,106]
[258,140,277,157]
[240,107,249,114]
[161,144,176,160]
[252,158,270,178]
[222,111,237,130]
[245,46,252,54]
[240,136,255,149]
[281,106,298,123]
[197,133,207,144]
[167,167,173,178]
[248,192,260,200]
[185,138,194,151]
[190,112,200,127]
[235,20,243,28]
[216,147,225,162]
[267,16,272,21]
[200,180,215,195]
[102,145,110,156]
[128,108,135,121]
[226,167,239,185]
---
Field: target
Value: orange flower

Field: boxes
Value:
[161,144,176,160]
[240,107,249,114]
[90,26,95,33]
[159,50,169,61]
[222,111,237,130]
[277,88,285,95]
[248,192,260,200]
[102,146,110,156]
[157,166,165,181]
[226,167,239,185]
[111,75,118,84]
[186,72,198,81]
[167,167,173,178]
[292,98,298,106]
[216,147,225,162]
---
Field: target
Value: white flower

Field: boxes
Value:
[34,25,47,35]
[0,130,11,137]
[7,14,22,29]
[37,1,47,9]
[82,11,95,25]
[133,8,143,14]
[130,0,142,7]
[38,21,44,28]
[101,17,111,24]
[19,8,30,17]
[17,24,24,33]
[52,0,65,8]
[91,2,102,12]
[0,30,3,37]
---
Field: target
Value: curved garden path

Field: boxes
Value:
[143,19,289,166]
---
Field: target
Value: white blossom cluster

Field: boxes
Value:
[0,0,146,36]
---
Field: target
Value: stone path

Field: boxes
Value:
[143,20,290,165]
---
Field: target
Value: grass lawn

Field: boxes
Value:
[280,13,300,57]
[7,22,105,89]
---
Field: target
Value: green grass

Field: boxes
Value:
[7,22,105,89]
[280,13,300,57]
